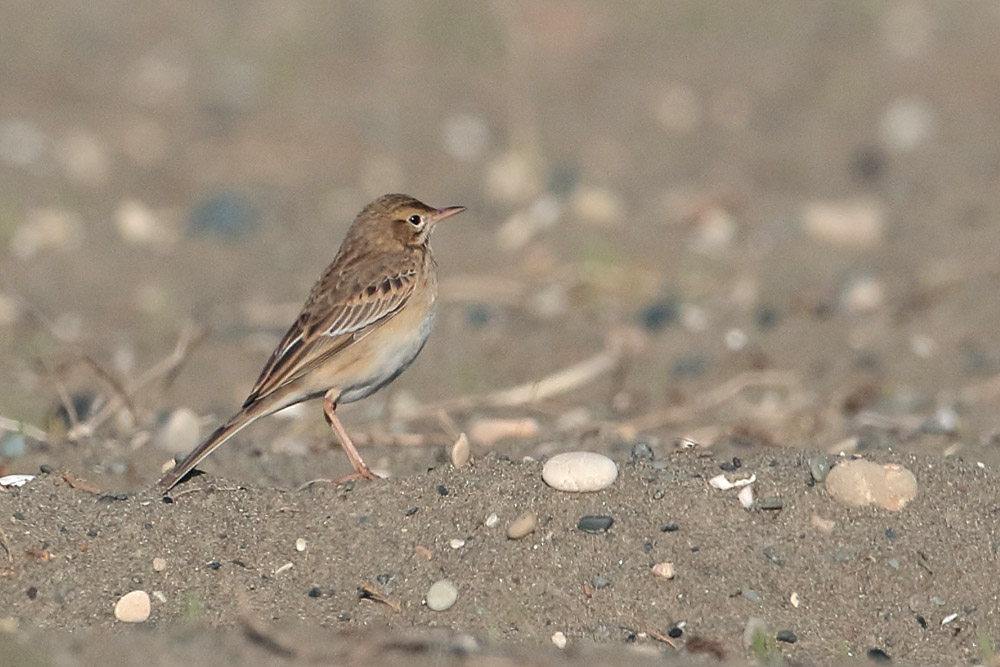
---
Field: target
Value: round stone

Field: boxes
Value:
[542,452,618,492]
[152,557,166,572]
[577,515,614,534]
[507,512,537,540]
[425,579,458,612]
[114,590,150,623]
[825,460,917,511]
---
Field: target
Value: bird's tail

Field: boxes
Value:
[157,396,281,491]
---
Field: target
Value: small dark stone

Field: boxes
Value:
[162,496,173,504]
[755,306,780,330]
[916,615,927,628]
[98,493,129,502]
[437,485,449,496]
[307,587,322,598]
[884,528,897,540]
[12,512,25,521]
[39,464,53,474]
[86,528,98,537]
[732,457,742,469]
[232,560,247,568]
[341,480,355,492]
[719,460,738,472]
[643,541,653,553]
[660,523,679,532]
[690,546,700,552]
[357,515,369,524]
[577,515,614,534]
[376,573,392,585]
[668,626,683,639]
[671,355,707,378]
[205,561,222,570]
[465,304,493,327]
[143,522,153,530]
[759,498,784,511]
[638,300,677,331]
[851,146,885,184]
[188,190,258,239]
[776,630,797,644]
[26,586,37,600]
[338,612,352,622]
[867,647,892,662]
[405,507,418,517]
[630,441,654,460]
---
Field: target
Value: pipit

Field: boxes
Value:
[158,193,465,490]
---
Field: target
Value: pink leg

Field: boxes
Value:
[323,391,378,482]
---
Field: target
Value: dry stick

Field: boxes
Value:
[78,355,139,424]
[358,584,401,612]
[623,370,801,433]
[42,359,80,433]
[0,416,48,443]
[0,526,12,564]
[387,346,623,424]
[68,322,206,440]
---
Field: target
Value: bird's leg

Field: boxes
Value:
[323,390,379,482]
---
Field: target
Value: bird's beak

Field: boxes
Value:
[428,205,466,226]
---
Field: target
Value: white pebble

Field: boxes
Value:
[801,199,885,249]
[724,328,748,351]
[551,631,568,649]
[152,591,167,603]
[450,538,465,550]
[425,579,458,612]
[790,592,800,608]
[651,562,675,580]
[450,433,470,468]
[295,538,307,552]
[542,452,618,492]
[154,407,201,453]
[114,590,151,623]
[484,513,500,528]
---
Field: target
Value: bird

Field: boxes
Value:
[158,193,465,490]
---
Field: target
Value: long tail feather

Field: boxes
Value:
[158,400,274,490]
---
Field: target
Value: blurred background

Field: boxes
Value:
[2,1,1000,486]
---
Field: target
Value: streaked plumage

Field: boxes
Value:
[158,194,464,490]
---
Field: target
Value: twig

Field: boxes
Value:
[387,346,622,423]
[645,626,679,649]
[61,473,101,495]
[78,355,138,423]
[624,370,800,433]
[358,584,401,612]
[0,526,12,564]
[0,416,49,443]
[68,322,206,439]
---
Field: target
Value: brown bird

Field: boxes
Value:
[159,194,465,490]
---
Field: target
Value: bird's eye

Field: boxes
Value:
[408,214,422,225]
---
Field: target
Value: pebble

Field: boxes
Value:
[116,199,172,249]
[867,648,892,663]
[425,579,458,612]
[114,590,151,623]
[840,275,885,314]
[188,191,258,239]
[154,408,201,453]
[152,557,166,572]
[577,515,614,534]
[651,562,675,580]
[825,460,918,511]
[759,497,784,511]
[450,433,470,468]
[807,457,831,482]
[689,206,738,255]
[10,208,84,259]
[507,512,537,540]
[571,184,625,227]
[485,513,500,528]
[0,433,26,459]
[152,591,167,603]
[776,630,797,644]
[295,538,307,552]
[638,300,677,331]
[542,452,618,492]
[469,418,539,446]
[551,631,568,649]
[661,523,679,532]
[801,199,885,249]
[449,539,465,550]
[630,441,654,460]
[743,588,761,602]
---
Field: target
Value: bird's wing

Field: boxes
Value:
[243,265,419,406]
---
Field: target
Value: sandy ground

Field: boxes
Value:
[2,2,1000,665]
